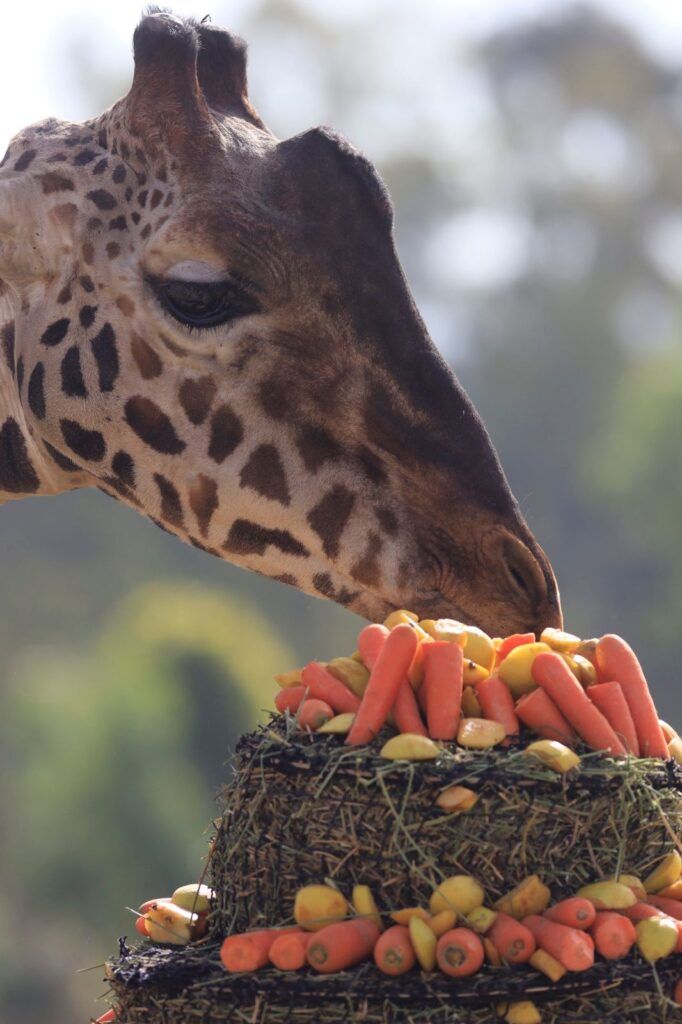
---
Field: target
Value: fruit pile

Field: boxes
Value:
[213,850,682,1023]
[274,614,680,763]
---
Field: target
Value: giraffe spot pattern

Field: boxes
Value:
[312,572,359,607]
[112,450,135,488]
[43,440,80,473]
[296,423,341,473]
[86,189,117,211]
[239,444,290,505]
[14,149,37,171]
[188,474,219,537]
[79,276,95,293]
[179,376,216,425]
[61,346,87,398]
[154,473,184,529]
[60,419,106,461]
[124,396,186,455]
[351,530,383,587]
[79,305,97,329]
[307,485,356,559]
[130,333,163,380]
[41,318,71,347]
[39,172,75,194]
[27,363,46,420]
[1,322,15,375]
[224,519,309,559]
[106,242,121,259]
[375,506,398,535]
[0,417,40,493]
[57,285,72,305]
[208,404,244,464]
[91,323,119,392]
[357,444,387,484]
[73,149,97,166]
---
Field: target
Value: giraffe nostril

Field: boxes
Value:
[496,533,550,613]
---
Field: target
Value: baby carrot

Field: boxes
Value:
[422,641,463,741]
[515,688,574,744]
[94,1013,118,1024]
[374,925,415,975]
[595,635,668,758]
[620,903,663,923]
[275,686,307,714]
[475,675,520,742]
[436,928,485,977]
[523,915,594,972]
[307,918,379,973]
[487,912,536,963]
[298,699,334,731]
[647,896,682,921]
[357,623,389,670]
[591,912,636,959]
[347,625,419,745]
[392,678,428,737]
[544,898,596,931]
[531,653,626,755]
[135,916,150,937]
[269,930,312,971]
[587,682,640,756]
[300,663,360,714]
[497,634,536,662]
[221,929,279,972]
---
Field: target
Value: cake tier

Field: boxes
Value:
[209,719,682,937]
[107,942,682,1023]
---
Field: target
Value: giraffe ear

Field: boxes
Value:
[195,23,267,130]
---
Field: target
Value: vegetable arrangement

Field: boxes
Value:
[274,614,680,763]
[213,849,682,1022]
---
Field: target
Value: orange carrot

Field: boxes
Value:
[515,688,574,744]
[221,928,283,972]
[135,916,150,937]
[275,686,307,714]
[531,653,626,755]
[590,912,636,959]
[357,623,390,670]
[95,1012,118,1024]
[544,899,596,931]
[595,635,668,758]
[497,634,536,661]
[621,902,663,923]
[647,895,682,921]
[392,678,428,737]
[587,682,640,756]
[300,663,360,714]
[373,925,415,975]
[269,930,312,971]
[675,980,682,1005]
[436,928,485,977]
[407,637,430,688]
[347,625,419,745]
[476,675,520,742]
[306,918,379,973]
[488,912,536,963]
[523,915,595,972]
[422,641,463,741]
[298,699,334,731]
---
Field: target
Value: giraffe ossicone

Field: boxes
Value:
[0,11,561,634]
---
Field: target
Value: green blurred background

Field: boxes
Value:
[1,1,681,1020]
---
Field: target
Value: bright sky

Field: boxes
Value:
[2,0,682,151]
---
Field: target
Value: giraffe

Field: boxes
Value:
[0,11,562,636]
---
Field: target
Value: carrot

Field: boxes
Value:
[488,912,536,964]
[515,688,574,745]
[422,641,463,741]
[659,880,682,901]
[298,699,334,731]
[523,915,595,972]
[544,899,595,931]
[620,902,663,923]
[94,1013,118,1024]
[476,675,520,742]
[269,930,312,971]
[221,928,285,972]
[407,637,430,688]
[531,653,626,755]
[357,623,389,670]
[373,925,415,975]
[392,678,428,737]
[590,912,636,959]
[497,634,536,662]
[135,915,150,937]
[275,686,307,715]
[347,625,419,745]
[300,663,360,714]
[587,682,640,756]
[436,928,485,977]
[675,980,682,1006]
[306,918,379,973]
[595,635,668,758]
[647,895,682,921]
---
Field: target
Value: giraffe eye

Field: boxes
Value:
[150,276,260,329]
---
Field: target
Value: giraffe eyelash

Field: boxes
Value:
[146,274,261,331]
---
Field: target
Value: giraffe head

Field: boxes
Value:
[0,12,561,635]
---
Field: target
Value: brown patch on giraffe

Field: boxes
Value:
[57,284,72,305]
[312,572,360,607]
[109,215,128,231]
[79,275,95,293]
[375,506,398,536]
[307,485,355,559]
[188,473,219,537]
[1,322,15,375]
[273,573,298,587]
[154,473,185,529]
[131,332,163,379]
[14,149,37,172]
[208,404,244,464]
[91,323,119,392]
[79,305,97,329]
[124,396,186,455]
[239,443,290,505]
[51,203,79,228]
[224,519,309,558]
[0,418,40,493]
[116,295,136,317]
[38,172,75,194]
[179,375,216,425]
[43,440,80,473]
[112,450,135,488]
[295,423,342,473]
[61,346,87,398]
[356,444,387,484]
[257,376,289,421]
[86,189,117,211]
[350,531,383,588]
[60,419,106,462]
[106,242,121,259]
[27,363,46,420]
[82,241,95,266]
[150,189,163,209]
[41,318,71,347]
